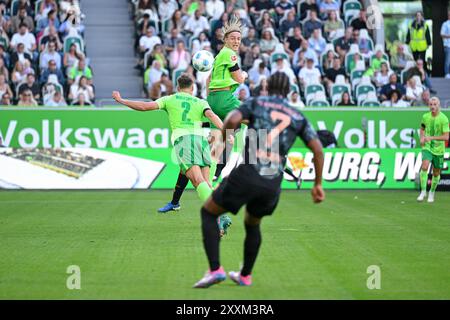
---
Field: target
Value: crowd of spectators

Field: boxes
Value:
[0,0,93,106]
[131,0,441,108]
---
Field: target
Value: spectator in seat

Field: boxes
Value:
[71,92,91,106]
[249,0,275,20]
[63,43,84,76]
[58,9,85,38]
[259,28,279,55]
[324,10,344,41]
[169,40,191,70]
[248,60,270,90]
[275,0,294,17]
[18,73,41,101]
[0,74,12,100]
[46,91,68,107]
[256,11,275,34]
[243,43,261,70]
[338,91,356,106]
[351,9,368,31]
[69,75,94,104]
[39,0,58,20]
[241,27,259,57]
[10,42,32,70]
[235,83,251,102]
[284,26,305,60]
[139,26,161,55]
[406,11,431,63]
[12,60,34,87]
[181,0,205,16]
[319,0,340,20]
[135,13,151,50]
[303,9,322,39]
[404,58,435,93]
[300,0,319,21]
[40,59,65,85]
[390,44,414,74]
[144,60,165,90]
[0,56,9,82]
[322,49,337,71]
[324,57,346,90]
[380,73,405,102]
[68,58,92,86]
[148,44,168,70]
[336,27,353,63]
[148,73,174,100]
[364,49,387,77]
[373,62,393,91]
[191,32,211,54]
[158,0,179,22]
[412,89,431,107]
[298,57,321,89]
[308,28,327,57]
[288,91,305,109]
[252,76,269,96]
[10,5,34,35]
[211,27,224,54]
[382,89,410,107]
[40,41,62,71]
[36,9,60,34]
[0,6,11,31]
[357,33,373,60]
[164,28,186,55]
[296,39,319,67]
[206,0,225,21]
[17,89,38,106]
[185,9,210,38]
[405,77,424,103]
[10,23,37,55]
[441,9,450,78]
[280,9,300,39]
[271,56,297,84]
[168,10,185,34]
[348,52,363,73]
[39,25,63,52]
[0,92,11,105]
[0,44,10,70]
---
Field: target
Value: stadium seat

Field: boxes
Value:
[172,68,187,87]
[64,35,85,54]
[351,67,366,90]
[356,78,377,105]
[290,83,300,94]
[320,43,337,68]
[361,91,381,106]
[161,18,171,35]
[400,61,417,84]
[270,52,290,66]
[310,92,330,107]
[343,0,363,14]
[35,0,43,17]
[10,0,20,16]
[305,83,326,105]
[345,44,361,74]
[331,82,351,106]
[359,29,374,51]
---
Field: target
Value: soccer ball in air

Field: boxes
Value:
[192,50,214,72]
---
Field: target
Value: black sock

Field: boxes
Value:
[201,207,221,271]
[241,223,261,277]
[214,139,231,178]
[171,173,189,205]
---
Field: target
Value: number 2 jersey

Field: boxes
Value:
[238,96,318,182]
[156,92,210,145]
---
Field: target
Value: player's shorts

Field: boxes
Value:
[207,90,241,126]
[173,134,212,173]
[422,149,444,169]
[212,164,282,218]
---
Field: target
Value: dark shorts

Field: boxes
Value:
[212,164,282,218]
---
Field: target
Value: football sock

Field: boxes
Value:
[209,160,217,184]
[201,207,221,271]
[241,223,261,277]
[171,173,189,205]
[196,181,212,202]
[420,170,428,192]
[233,123,248,153]
[431,175,440,192]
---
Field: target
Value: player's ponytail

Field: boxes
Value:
[268,72,290,97]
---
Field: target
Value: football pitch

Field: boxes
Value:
[0,190,449,300]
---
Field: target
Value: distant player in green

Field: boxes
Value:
[112,73,223,202]
[417,97,449,203]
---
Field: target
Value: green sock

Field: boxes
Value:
[233,123,248,153]
[196,181,212,202]
[209,160,217,185]
[420,170,428,192]
[430,175,440,192]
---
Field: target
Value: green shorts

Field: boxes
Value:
[207,90,241,126]
[422,149,444,169]
[173,134,212,173]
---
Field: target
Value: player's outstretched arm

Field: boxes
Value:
[112,91,159,111]
[308,138,325,204]
[204,109,224,130]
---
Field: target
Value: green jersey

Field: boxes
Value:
[156,92,210,144]
[421,111,449,156]
[209,46,240,92]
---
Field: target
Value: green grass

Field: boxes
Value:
[0,190,449,300]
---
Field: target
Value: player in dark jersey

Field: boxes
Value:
[193,72,325,288]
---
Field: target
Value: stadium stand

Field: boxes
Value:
[0,0,91,106]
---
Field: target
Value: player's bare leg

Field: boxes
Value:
[229,210,261,286]
[193,198,228,288]
[417,159,430,201]
[428,168,441,203]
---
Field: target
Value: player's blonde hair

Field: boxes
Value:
[429,97,441,107]
[221,15,243,41]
